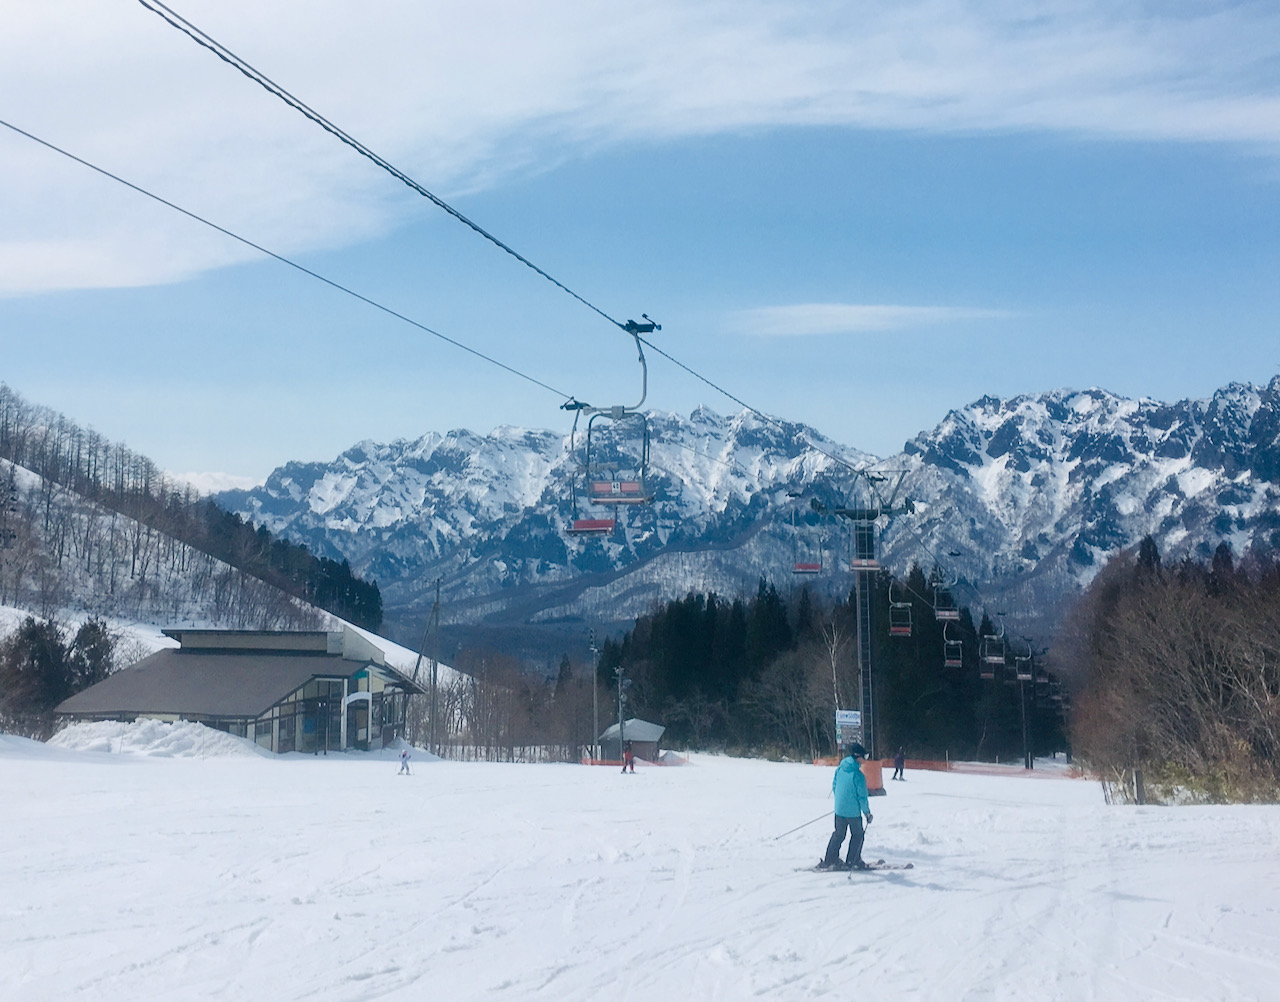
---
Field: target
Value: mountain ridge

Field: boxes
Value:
[217,377,1280,657]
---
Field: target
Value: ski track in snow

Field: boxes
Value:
[2,741,1279,1001]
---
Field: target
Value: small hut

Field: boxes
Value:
[598,718,664,762]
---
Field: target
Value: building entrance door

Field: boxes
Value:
[347,702,369,751]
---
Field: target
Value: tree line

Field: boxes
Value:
[1063,537,1280,803]
[0,383,381,629]
[403,650,599,763]
[596,573,1068,762]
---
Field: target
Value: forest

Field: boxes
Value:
[1064,537,1280,803]
[390,567,1070,766]
[0,383,381,630]
[593,573,1068,762]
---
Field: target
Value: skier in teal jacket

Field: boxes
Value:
[820,742,874,869]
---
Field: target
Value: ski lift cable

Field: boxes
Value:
[135,0,628,335]
[136,1,881,478]
[3,112,872,542]
[891,511,1002,623]
[0,117,571,401]
[636,336,870,479]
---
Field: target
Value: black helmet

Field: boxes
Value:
[845,742,867,759]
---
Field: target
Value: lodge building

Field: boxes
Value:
[55,628,424,753]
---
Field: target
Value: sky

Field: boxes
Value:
[2,0,1280,485]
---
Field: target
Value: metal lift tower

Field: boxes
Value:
[812,475,913,759]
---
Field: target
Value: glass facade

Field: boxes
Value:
[238,671,412,753]
[256,679,347,754]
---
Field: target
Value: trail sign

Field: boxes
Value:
[835,709,862,745]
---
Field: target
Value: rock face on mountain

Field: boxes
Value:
[887,377,1280,635]
[218,378,1280,654]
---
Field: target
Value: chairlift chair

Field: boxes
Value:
[928,566,961,621]
[943,621,963,668]
[567,516,616,536]
[888,580,912,637]
[932,586,960,621]
[980,617,1006,666]
[1015,654,1033,682]
[561,320,659,536]
[584,409,652,505]
[791,508,822,574]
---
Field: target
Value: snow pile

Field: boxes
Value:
[48,719,271,758]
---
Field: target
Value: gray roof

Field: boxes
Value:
[56,649,421,720]
[598,718,665,743]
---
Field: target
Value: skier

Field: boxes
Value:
[892,746,906,781]
[819,742,873,870]
[621,741,635,774]
[398,747,411,775]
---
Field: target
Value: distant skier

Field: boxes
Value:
[893,746,906,781]
[621,741,635,774]
[819,742,873,870]
[398,747,411,775]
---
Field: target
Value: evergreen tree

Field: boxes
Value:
[68,617,115,691]
[0,617,73,730]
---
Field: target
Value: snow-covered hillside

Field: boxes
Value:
[218,379,1280,645]
[0,455,444,679]
[3,740,1277,1000]
[0,456,322,633]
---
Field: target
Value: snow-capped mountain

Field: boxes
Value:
[217,378,1280,652]
[888,377,1280,625]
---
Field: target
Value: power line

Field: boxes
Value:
[135,1,875,475]
[135,0,628,333]
[0,117,570,400]
[639,335,874,480]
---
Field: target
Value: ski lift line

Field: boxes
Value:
[648,440,767,485]
[134,0,893,499]
[0,117,570,400]
[140,0,881,495]
[636,336,870,479]
[135,0,629,335]
[881,497,1007,630]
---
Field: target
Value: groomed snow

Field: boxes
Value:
[3,730,1279,1001]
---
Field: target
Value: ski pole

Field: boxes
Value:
[772,811,832,840]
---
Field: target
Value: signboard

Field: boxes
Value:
[834,709,862,745]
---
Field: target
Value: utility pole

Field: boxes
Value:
[616,663,628,759]
[410,577,442,754]
[1020,678,1031,770]
[589,630,600,762]
[430,577,441,756]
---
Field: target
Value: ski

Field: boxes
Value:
[800,858,914,873]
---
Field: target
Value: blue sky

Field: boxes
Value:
[2,1,1280,483]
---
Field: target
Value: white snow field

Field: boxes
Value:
[4,729,1279,1001]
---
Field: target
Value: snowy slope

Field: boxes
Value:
[2,746,1277,1000]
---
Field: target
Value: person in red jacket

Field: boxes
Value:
[621,741,635,774]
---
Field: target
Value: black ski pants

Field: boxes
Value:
[824,814,865,866]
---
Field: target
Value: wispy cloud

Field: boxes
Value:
[733,303,1015,336]
[3,0,1280,292]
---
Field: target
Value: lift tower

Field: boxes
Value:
[812,474,913,759]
